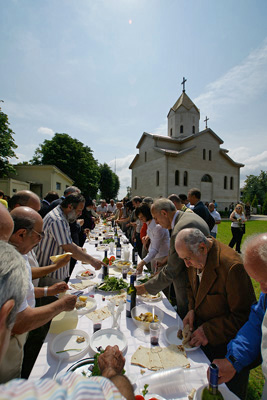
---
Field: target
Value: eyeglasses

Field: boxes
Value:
[31,229,45,240]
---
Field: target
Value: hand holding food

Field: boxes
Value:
[50,252,73,263]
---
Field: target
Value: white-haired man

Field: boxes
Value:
[136,198,210,319]
[175,228,256,399]
[211,233,267,399]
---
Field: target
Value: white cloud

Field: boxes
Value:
[194,38,267,118]
[37,127,54,137]
[109,154,135,198]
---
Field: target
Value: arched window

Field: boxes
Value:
[134,177,137,190]
[201,174,212,182]
[156,171,160,186]
[230,177,234,190]
[224,176,227,190]
[183,171,188,186]
[175,170,180,186]
[144,151,147,162]
[180,125,183,134]
[170,128,173,137]
[203,149,206,160]
[209,150,212,161]
[192,125,195,134]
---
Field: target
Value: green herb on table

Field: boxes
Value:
[142,384,149,396]
[97,276,128,292]
[56,348,81,354]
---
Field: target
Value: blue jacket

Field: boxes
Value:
[226,292,267,373]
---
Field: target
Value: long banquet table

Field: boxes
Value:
[30,224,234,399]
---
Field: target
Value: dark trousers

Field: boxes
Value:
[229,227,244,253]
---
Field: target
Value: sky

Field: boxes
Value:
[1,0,267,199]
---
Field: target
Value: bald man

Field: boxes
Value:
[8,190,71,283]
[0,203,14,241]
[0,207,77,383]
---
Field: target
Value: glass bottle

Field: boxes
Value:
[102,249,109,280]
[201,363,224,400]
[126,274,136,318]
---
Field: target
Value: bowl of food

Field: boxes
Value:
[131,304,164,331]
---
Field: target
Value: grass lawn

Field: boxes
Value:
[217,220,267,400]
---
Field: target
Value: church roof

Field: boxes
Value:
[220,149,245,167]
[154,146,196,156]
[167,92,199,117]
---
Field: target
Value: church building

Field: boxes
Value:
[129,80,244,210]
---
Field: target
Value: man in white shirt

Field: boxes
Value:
[208,202,221,238]
[107,199,116,215]
[97,199,108,217]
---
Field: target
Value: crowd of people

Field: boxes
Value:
[0,186,266,399]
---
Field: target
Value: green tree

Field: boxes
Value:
[99,163,120,200]
[262,194,267,215]
[31,133,100,198]
[0,107,17,177]
[242,171,267,205]
[251,194,258,208]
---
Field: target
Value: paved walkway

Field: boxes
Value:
[250,214,267,221]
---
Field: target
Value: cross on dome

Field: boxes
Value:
[181,77,187,93]
[204,116,209,129]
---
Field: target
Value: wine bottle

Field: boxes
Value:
[126,274,136,318]
[201,363,224,399]
[132,241,138,265]
[116,237,121,259]
[114,227,118,245]
[102,249,109,280]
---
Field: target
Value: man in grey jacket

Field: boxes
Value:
[136,198,210,318]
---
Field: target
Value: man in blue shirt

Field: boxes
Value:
[211,233,267,399]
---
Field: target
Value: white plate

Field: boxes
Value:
[96,245,109,251]
[76,297,97,315]
[67,357,94,377]
[76,269,96,280]
[113,260,132,269]
[138,293,162,302]
[90,328,127,354]
[50,329,90,361]
[164,326,200,351]
[194,384,239,399]
[145,394,166,400]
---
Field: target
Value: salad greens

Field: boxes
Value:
[97,276,128,292]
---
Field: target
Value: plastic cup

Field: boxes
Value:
[93,320,102,333]
[150,322,160,345]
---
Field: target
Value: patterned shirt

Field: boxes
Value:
[0,373,125,400]
[35,206,72,281]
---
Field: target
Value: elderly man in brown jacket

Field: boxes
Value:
[175,228,256,399]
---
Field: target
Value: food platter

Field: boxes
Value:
[75,297,97,315]
[96,245,110,252]
[67,357,94,377]
[112,260,132,269]
[50,329,90,361]
[76,269,96,280]
[138,292,162,302]
[90,328,127,354]
[164,326,200,351]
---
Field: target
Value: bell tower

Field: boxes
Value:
[167,77,200,139]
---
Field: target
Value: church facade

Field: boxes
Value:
[129,87,244,211]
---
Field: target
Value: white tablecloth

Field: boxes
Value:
[30,228,233,399]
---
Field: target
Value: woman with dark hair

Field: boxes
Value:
[135,203,170,274]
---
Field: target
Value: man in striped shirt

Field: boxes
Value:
[35,193,105,282]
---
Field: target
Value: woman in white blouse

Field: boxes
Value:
[135,203,170,274]
[228,203,247,253]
